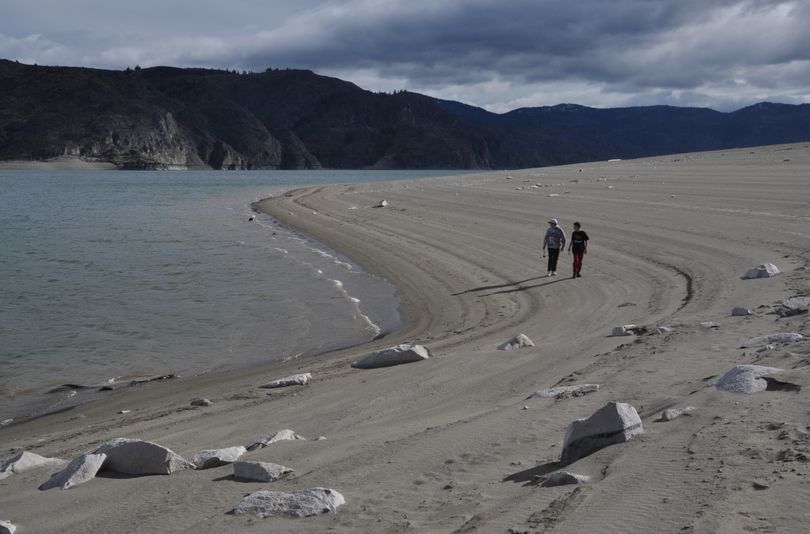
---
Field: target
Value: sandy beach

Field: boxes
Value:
[1,143,809,533]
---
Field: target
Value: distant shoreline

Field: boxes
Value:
[0,157,117,170]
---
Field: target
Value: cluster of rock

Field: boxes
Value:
[1,428,344,524]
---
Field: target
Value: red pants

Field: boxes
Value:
[572,251,584,274]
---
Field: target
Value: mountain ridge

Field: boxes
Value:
[2,59,809,169]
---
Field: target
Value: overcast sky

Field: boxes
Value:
[2,0,808,112]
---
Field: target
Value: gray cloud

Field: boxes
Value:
[1,0,809,111]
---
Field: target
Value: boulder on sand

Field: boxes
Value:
[498,334,535,351]
[611,325,645,336]
[351,343,432,369]
[732,307,753,316]
[741,333,803,348]
[260,373,312,389]
[91,438,193,475]
[658,406,697,421]
[233,487,345,518]
[0,451,65,480]
[541,471,591,487]
[561,402,643,465]
[527,384,600,399]
[233,461,295,482]
[38,453,106,490]
[743,263,779,279]
[0,519,16,534]
[192,446,247,469]
[247,429,307,451]
[714,364,784,394]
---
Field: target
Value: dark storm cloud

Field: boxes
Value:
[2,0,809,111]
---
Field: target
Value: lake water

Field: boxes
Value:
[0,169,460,423]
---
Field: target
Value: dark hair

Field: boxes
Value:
[573,221,581,226]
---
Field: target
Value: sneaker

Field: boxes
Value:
[576,273,582,278]
[551,271,557,276]
[547,272,553,277]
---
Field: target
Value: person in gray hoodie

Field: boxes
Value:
[542,218,566,276]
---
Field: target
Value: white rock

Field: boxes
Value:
[233,461,295,482]
[699,321,721,328]
[498,334,535,351]
[91,438,193,475]
[38,453,106,490]
[247,429,306,451]
[351,343,432,369]
[234,487,345,518]
[783,296,810,311]
[561,402,643,465]
[741,333,803,348]
[190,398,212,406]
[528,384,600,399]
[731,307,753,316]
[541,471,591,487]
[655,326,673,335]
[714,364,784,394]
[374,200,388,208]
[0,451,65,480]
[260,373,312,389]
[611,325,637,337]
[743,263,779,279]
[0,519,16,534]
[192,446,247,469]
[659,406,697,421]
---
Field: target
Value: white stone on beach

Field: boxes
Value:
[541,471,591,487]
[38,453,106,490]
[92,438,194,475]
[611,325,638,336]
[659,406,697,421]
[190,398,212,406]
[732,307,753,316]
[498,334,535,351]
[374,200,388,208]
[260,373,312,389]
[743,263,780,279]
[527,384,600,399]
[655,326,673,335]
[561,402,643,465]
[247,429,307,451]
[192,446,247,469]
[351,343,432,369]
[783,296,810,311]
[0,451,65,480]
[233,461,295,482]
[714,364,784,394]
[233,487,345,518]
[699,321,721,328]
[0,519,16,534]
[741,333,803,347]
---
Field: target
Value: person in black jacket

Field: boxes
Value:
[567,221,589,278]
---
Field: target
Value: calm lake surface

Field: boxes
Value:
[0,169,461,422]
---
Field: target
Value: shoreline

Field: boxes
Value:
[1,144,809,533]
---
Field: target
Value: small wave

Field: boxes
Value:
[328,278,382,337]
